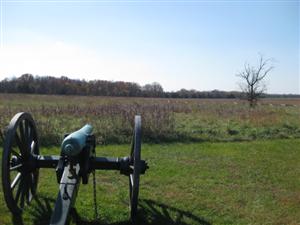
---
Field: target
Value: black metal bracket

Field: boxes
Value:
[55,157,65,183]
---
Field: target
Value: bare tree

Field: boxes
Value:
[237,54,274,107]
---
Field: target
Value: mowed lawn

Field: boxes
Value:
[0,139,299,225]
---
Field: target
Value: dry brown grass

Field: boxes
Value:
[0,94,299,145]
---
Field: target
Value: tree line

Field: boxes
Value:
[0,74,298,98]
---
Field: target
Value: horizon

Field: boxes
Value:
[2,73,300,96]
[0,1,299,94]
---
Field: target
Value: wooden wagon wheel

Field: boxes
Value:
[1,112,40,214]
[129,115,141,221]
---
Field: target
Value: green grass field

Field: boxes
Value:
[1,139,299,225]
[0,94,299,224]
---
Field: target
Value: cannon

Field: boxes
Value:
[1,112,148,225]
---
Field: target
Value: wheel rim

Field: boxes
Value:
[2,112,39,214]
[129,115,141,221]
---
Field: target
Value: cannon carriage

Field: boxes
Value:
[1,112,148,225]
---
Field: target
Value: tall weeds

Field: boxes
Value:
[0,95,299,145]
[0,102,176,145]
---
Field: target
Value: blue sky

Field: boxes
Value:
[0,0,299,94]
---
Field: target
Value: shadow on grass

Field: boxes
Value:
[12,196,55,225]
[12,197,210,225]
[12,215,24,225]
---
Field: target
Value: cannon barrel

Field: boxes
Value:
[61,124,93,156]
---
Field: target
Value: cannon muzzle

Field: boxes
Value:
[61,124,93,156]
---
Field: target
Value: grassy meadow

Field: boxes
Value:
[0,94,299,224]
[0,94,299,145]
[0,140,299,225]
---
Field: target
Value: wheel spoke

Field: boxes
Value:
[20,179,27,208]
[11,173,22,190]
[11,148,22,159]
[19,121,26,146]
[10,163,23,171]
[15,133,26,156]
[30,141,36,154]
[29,173,35,195]
[129,176,132,202]
[24,120,29,145]
[130,135,134,155]
[28,189,32,203]
[130,174,134,186]
[25,121,33,152]
[15,176,23,204]
[28,174,34,202]
[28,125,32,140]
[28,129,34,153]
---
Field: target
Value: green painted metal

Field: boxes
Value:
[61,124,93,156]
